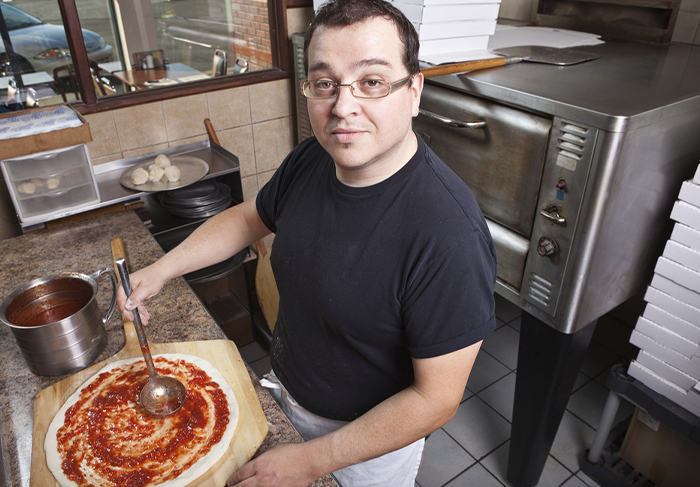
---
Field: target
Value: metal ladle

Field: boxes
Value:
[115,258,187,416]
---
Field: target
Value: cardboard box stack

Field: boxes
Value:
[628,164,700,418]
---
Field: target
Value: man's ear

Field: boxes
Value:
[411,72,424,117]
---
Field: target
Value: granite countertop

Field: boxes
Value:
[0,210,337,487]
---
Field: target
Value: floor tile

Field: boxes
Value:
[481,442,573,487]
[550,410,596,472]
[239,340,269,364]
[561,474,590,487]
[249,355,271,380]
[507,315,521,332]
[466,350,510,394]
[478,372,516,422]
[416,428,476,487]
[579,340,621,379]
[567,379,634,431]
[442,396,511,460]
[444,463,504,487]
[494,294,522,324]
[481,325,520,371]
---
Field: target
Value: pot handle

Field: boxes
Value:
[89,267,119,325]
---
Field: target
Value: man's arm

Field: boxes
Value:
[228,341,482,487]
[117,198,270,323]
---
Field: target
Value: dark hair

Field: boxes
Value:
[303,0,420,77]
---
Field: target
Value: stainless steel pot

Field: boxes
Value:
[0,268,118,376]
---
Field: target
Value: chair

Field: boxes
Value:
[88,61,117,96]
[233,57,248,75]
[52,64,80,101]
[212,49,227,77]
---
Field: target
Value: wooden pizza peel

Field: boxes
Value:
[30,237,268,487]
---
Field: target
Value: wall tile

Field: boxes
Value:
[498,0,534,21]
[256,169,276,190]
[84,111,121,158]
[249,79,293,123]
[169,134,209,148]
[91,154,123,166]
[241,174,259,202]
[207,86,252,131]
[287,7,314,37]
[113,103,168,151]
[673,12,700,43]
[162,94,209,141]
[680,0,700,12]
[218,125,256,178]
[122,143,170,160]
[252,117,293,173]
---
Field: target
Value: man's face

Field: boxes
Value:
[306,17,423,186]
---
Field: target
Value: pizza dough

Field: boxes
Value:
[131,167,149,185]
[164,165,181,182]
[155,154,172,168]
[45,354,238,487]
[149,165,165,182]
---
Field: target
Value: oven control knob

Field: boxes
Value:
[537,237,559,257]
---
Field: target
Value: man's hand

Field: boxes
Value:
[115,264,168,325]
[227,443,320,487]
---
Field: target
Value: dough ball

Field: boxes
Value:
[47,177,60,190]
[149,165,165,182]
[155,154,171,169]
[164,165,181,182]
[131,167,149,185]
[31,178,46,188]
[18,182,36,194]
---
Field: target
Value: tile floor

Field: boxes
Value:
[238,294,640,487]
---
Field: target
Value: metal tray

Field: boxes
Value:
[119,155,209,192]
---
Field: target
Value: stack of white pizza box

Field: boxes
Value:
[628,164,700,418]
[390,0,501,61]
[311,0,501,64]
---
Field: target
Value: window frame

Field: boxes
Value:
[57,0,296,115]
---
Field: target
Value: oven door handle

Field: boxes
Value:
[418,109,486,129]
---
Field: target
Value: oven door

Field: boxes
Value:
[413,83,552,290]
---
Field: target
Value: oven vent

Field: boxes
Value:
[556,121,592,168]
[292,33,313,144]
[528,273,553,307]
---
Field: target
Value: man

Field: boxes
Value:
[117,0,497,485]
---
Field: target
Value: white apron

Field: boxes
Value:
[260,372,424,487]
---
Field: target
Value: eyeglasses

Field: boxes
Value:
[301,75,412,99]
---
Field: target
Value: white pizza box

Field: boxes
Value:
[634,316,699,361]
[630,330,700,380]
[670,222,700,252]
[670,200,700,231]
[654,256,700,295]
[636,350,700,390]
[644,285,700,327]
[678,180,700,210]
[643,303,700,344]
[663,240,700,274]
[420,35,491,56]
[412,19,497,40]
[628,359,700,418]
[393,2,501,23]
[398,0,500,4]
[650,274,700,311]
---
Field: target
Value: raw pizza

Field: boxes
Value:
[45,354,239,487]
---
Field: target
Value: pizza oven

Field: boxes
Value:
[411,40,700,486]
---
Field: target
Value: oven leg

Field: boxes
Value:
[506,312,597,487]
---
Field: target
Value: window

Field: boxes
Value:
[0,0,289,114]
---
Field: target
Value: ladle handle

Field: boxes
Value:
[115,257,158,379]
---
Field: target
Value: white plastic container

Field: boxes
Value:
[1,144,101,224]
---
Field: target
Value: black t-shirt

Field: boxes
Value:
[256,135,497,421]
